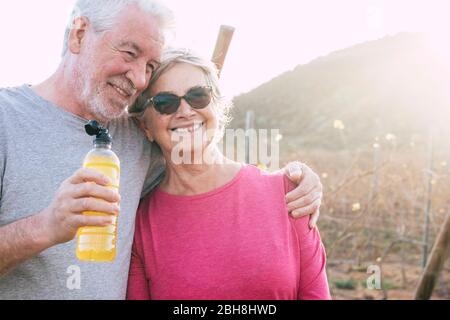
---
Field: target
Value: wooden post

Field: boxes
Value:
[211,25,235,77]
[414,213,450,299]
[422,129,434,268]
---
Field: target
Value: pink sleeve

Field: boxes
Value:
[284,176,331,300]
[292,217,331,300]
[126,204,151,300]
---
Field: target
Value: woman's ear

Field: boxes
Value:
[137,118,155,143]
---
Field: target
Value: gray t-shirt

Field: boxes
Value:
[0,85,165,300]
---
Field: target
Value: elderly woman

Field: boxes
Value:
[126,49,331,300]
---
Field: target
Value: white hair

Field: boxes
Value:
[61,0,175,56]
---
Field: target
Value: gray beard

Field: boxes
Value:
[81,83,127,123]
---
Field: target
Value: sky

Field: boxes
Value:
[0,0,449,97]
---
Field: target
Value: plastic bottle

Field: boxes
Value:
[76,121,121,262]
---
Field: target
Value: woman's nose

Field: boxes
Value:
[175,98,195,117]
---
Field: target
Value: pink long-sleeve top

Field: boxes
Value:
[127,165,331,300]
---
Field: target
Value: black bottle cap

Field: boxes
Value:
[85,120,112,145]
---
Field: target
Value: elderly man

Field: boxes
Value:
[0,0,322,299]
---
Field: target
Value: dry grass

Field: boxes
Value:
[284,142,450,300]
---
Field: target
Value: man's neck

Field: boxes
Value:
[31,63,94,120]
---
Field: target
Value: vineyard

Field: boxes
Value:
[284,140,449,299]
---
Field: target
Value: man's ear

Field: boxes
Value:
[68,17,90,54]
[137,118,155,143]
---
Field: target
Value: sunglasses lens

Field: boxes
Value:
[151,87,212,115]
[185,87,212,109]
[152,94,180,114]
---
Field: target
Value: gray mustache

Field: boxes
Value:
[109,79,137,97]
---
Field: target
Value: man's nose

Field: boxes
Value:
[127,61,148,93]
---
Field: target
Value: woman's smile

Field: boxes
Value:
[170,122,205,134]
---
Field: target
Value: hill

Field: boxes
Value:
[230,33,450,152]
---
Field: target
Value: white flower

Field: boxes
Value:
[334,120,345,130]
[385,133,396,141]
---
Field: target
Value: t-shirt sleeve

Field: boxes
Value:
[126,203,151,300]
[284,176,331,300]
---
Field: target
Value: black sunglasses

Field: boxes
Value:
[144,86,213,115]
